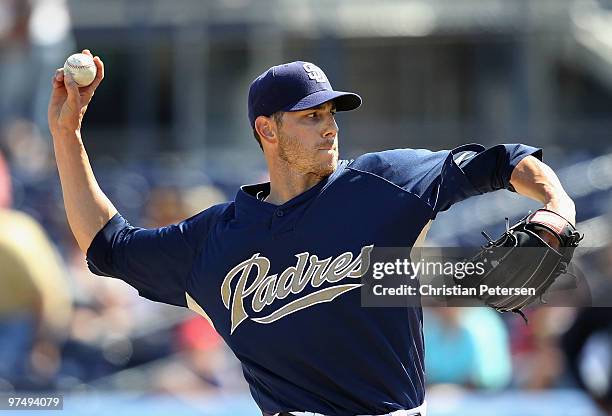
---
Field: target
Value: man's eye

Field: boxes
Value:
[307,113,318,118]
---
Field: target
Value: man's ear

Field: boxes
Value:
[255,116,276,145]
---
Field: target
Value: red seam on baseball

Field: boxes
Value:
[67,64,95,69]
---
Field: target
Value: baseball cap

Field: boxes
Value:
[248,61,362,128]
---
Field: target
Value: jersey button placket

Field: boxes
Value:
[270,208,294,237]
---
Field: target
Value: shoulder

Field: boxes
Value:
[342,148,451,191]
[347,148,444,174]
[181,202,234,232]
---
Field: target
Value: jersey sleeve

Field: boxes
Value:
[349,143,542,218]
[85,203,228,307]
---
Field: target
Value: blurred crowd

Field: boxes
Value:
[0,142,244,395]
[0,2,244,397]
[1,1,612,415]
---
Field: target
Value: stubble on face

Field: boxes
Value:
[277,128,338,179]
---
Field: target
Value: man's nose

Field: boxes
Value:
[322,115,339,138]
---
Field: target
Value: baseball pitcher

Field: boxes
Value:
[48,50,579,416]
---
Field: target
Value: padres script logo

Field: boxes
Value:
[221,245,374,333]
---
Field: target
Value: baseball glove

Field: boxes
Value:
[457,209,583,320]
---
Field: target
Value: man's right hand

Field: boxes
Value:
[47,48,117,253]
[48,49,104,137]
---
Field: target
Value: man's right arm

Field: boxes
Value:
[48,50,232,308]
[48,49,117,253]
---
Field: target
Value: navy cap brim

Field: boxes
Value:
[283,90,362,113]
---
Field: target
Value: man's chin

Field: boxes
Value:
[319,156,338,176]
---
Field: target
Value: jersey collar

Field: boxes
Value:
[234,162,347,221]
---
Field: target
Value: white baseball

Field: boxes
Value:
[63,53,97,87]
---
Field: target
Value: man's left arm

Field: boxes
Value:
[361,143,575,233]
[510,156,576,249]
[510,155,576,226]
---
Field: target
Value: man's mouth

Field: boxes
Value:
[318,142,336,151]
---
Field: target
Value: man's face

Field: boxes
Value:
[275,101,339,178]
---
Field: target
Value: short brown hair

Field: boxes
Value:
[252,111,284,151]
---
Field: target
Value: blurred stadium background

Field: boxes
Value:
[1,0,612,415]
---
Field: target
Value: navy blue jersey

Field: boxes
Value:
[87,143,541,415]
